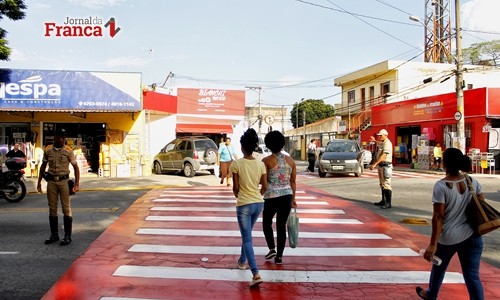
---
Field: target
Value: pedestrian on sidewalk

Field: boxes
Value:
[217,137,238,186]
[261,131,297,265]
[370,129,393,209]
[307,139,317,172]
[6,142,26,159]
[37,128,80,246]
[433,142,443,171]
[230,128,267,287]
[416,148,484,300]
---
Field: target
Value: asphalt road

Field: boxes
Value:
[298,169,500,268]
[1,168,498,299]
[0,189,148,300]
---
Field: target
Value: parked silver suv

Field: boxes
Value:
[153,136,218,177]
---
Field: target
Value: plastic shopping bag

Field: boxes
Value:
[287,207,299,248]
[213,165,220,178]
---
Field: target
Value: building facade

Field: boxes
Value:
[0,68,145,178]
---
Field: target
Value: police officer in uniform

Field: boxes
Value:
[370,129,393,209]
[37,128,80,245]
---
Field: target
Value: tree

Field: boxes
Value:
[0,0,27,61]
[463,40,500,66]
[290,99,335,128]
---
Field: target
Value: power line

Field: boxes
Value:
[293,0,418,26]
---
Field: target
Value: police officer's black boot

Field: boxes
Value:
[45,216,60,244]
[60,216,73,246]
[374,188,386,206]
[381,190,392,209]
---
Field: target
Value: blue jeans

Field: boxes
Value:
[236,202,264,276]
[425,233,484,300]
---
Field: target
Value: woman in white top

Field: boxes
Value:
[416,147,484,300]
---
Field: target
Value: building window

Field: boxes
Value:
[361,88,366,110]
[369,86,375,107]
[381,82,390,95]
[348,90,355,104]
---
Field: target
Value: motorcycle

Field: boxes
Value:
[1,157,27,203]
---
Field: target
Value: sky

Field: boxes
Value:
[2,0,500,111]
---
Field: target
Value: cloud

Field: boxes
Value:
[67,0,126,9]
[462,0,500,44]
[100,56,151,67]
[8,48,28,62]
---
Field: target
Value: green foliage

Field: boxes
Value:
[463,40,500,66]
[0,0,27,61]
[290,98,335,128]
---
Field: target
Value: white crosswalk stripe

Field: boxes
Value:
[137,228,391,239]
[114,266,465,284]
[150,206,345,214]
[146,215,362,224]
[129,244,415,256]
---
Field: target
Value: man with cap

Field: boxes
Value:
[369,129,393,209]
[37,128,80,245]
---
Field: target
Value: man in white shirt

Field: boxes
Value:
[307,139,317,172]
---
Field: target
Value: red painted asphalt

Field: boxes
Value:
[41,184,500,300]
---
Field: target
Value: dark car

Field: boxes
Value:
[317,139,364,177]
[153,136,218,177]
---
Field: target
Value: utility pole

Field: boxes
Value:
[303,109,306,157]
[245,86,262,135]
[455,0,465,154]
[281,105,285,133]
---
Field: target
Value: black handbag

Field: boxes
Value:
[465,174,500,235]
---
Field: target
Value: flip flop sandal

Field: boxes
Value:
[250,277,263,288]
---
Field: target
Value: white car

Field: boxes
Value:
[362,149,372,168]
[252,144,289,161]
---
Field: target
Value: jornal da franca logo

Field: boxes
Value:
[44,16,121,38]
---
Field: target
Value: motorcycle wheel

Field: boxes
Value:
[3,179,27,203]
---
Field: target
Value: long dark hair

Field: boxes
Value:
[442,147,471,175]
[240,128,259,155]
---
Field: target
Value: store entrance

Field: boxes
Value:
[43,123,107,173]
[395,125,421,164]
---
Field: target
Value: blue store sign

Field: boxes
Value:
[0,69,141,111]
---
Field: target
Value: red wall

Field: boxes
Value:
[363,88,494,153]
[143,91,177,113]
[177,88,245,116]
[372,88,487,126]
[487,88,500,116]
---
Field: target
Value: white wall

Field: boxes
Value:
[147,114,177,160]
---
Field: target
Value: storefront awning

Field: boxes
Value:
[176,124,233,134]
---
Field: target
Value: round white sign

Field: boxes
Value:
[264,115,275,125]
[454,111,462,121]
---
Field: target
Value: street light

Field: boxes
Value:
[410,2,465,153]
[295,98,305,160]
